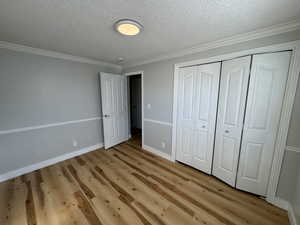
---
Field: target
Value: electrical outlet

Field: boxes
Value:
[72,139,78,147]
[147,103,151,109]
[161,141,166,149]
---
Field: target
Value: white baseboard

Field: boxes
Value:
[143,144,172,161]
[273,198,299,225]
[288,201,299,225]
[272,197,289,210]
[0,143,103,183]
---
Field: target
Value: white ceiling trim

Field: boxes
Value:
[0,41,122,71]
[124,19,300,68]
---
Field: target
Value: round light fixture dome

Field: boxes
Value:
[115,19,143,36]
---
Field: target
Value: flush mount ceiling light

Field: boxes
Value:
[115,19,143,36]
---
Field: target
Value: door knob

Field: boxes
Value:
[103,114,110,118]
[225,130,229,133]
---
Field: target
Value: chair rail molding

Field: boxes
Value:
[144,118,173,126]
[0,117,101,135]
[286,145,300,153]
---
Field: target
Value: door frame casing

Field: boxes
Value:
[124,71,144,148]
[171,40,300,207]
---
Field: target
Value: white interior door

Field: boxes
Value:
[176,66,195,166]
[100,73,129,149]
[176,62,220,174]
[236,51,291,196]
[213,56,251,186]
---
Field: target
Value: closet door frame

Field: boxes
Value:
[171,40,300,208]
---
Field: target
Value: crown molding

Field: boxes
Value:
[124,19,300,68]
[0,41,122,71]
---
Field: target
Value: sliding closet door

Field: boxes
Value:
[213,56,251,186]
[236,51,291,196]
[176,62,220,174]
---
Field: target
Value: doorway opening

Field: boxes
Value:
[126,72,143,148]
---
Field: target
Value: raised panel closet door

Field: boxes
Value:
[212,56,251,186]
[176,66,197,165]
[236,51,291,196]
[176,63,220,174]
[191,63,220,173]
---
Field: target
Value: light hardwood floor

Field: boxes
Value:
[0,139,290,225]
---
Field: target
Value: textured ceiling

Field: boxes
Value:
[0,0,300,66]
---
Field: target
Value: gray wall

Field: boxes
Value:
[284,77,300,224]
[144,121,172,154]
[277,149,300,202]
[287,77,300,147]
[124,29,300,208]
[277,78,300,203]
[293,168,300,223]
[0,48,119,174]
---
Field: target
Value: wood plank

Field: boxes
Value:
[74,191,104,225]
[67,164,95,199]
[108,150,229,225]
[39,164,90,225]
[118,143,288,219]
[74,155,147,225]
[3,178,28,225]
[0,137,289,225]
[83,152,171,220]
[25,181,38,225]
